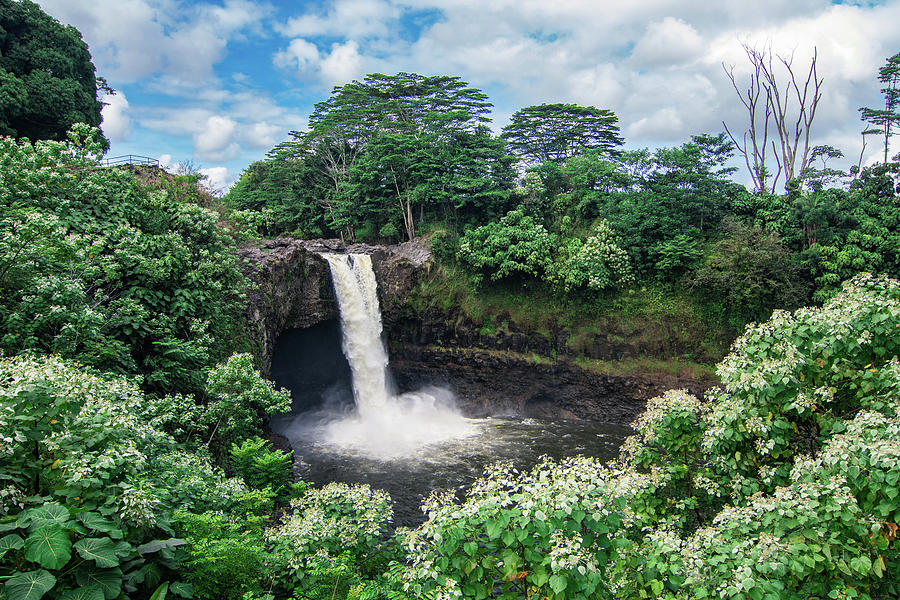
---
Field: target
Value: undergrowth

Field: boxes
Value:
[406,260,732,366]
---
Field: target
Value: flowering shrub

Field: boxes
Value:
[402,458,627,599]
[0,354,201,597]
[0,127,249,396]
[267,482,394,594]
[409,274,900,599]
[550,220,634,291]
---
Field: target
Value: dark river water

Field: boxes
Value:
[270,321,631,526]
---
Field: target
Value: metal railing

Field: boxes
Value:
[101,155,159,167]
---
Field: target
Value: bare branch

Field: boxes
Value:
[723,42,822,194]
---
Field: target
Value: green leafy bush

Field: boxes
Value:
[694,218,809,327]
[549,219,634,291]
[0,354,201,597]
[229,437,293,496]
[268,483,394,595]
[456,207,555,285]
[175,510,270,600]
[202,353,291,452]
[405,273,900,599]
[0,127,249,396]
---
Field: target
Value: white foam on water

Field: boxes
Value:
[319,253,476,459]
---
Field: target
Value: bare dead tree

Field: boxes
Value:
[723,48,777,194]
[723,43,823,195]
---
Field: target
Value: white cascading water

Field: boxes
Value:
[322,254,391,415]
[318,253,475,458]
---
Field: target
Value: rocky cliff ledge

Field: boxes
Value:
[237,238,428,374]
[391,345,710,423]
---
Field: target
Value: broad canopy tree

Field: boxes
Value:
[256,72,515,241]
[500,103,624,167]
[0,0,107,145]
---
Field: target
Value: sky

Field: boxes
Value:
[37,0,900,193]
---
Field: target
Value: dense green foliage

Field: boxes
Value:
[226,72,516,241]
[0,0,106,145]
[0,123,299,599]
[0,354,253,599]
[231,64,900,341]
[0,126,249,395]
[500,103,624,167]
[4,21,900,599]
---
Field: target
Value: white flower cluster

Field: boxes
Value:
[628,389,704,446]
[786,386,833,416]
[116,483,161,529]
[576,220,635,291]
[681,478,863,596]
[269,482,392,572]
[0,403,15,458]
[548,531,598,575]
[0,484,25,514]
[62,438,147,484]
[814,403,900,486]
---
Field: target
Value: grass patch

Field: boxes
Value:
[407,261,735,364]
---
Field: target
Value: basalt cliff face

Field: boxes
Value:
[239,238,713,424]
[237,238,428,374]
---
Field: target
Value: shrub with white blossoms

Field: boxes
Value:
[551,219,635,292]
[411,274,900,600]
[404,456,628,600]
[0,353,228,596]
[267,482,393,589]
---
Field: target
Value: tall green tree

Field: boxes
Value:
[859,51,900,164]
[0,0,106,144]
[257,72,513,241]
[500,103,624,167]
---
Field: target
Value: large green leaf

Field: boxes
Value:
[169,582,193,598]
[74,537,119,568]
[0,517,19,532]
[148,582,168,600]
[0,533,24,558]
[18,503,70,530]
[76,512,117,534]
[59,586,105,600]
[75,567,123,600]
[4,569,56,600]
[136,538,186,555]
[24,524,72,569]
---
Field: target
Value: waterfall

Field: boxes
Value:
[312,252,475,458]
[322,253,391,415]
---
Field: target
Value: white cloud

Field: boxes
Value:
[193,115,240,161]
[273,38,321,73]
[242,121,283,149]
[627,107,685,140]
[38,0,268,86]
[630,17,704,68]
[199,166,235,194]
[320,41,364,87]
[101,92,132,141]
[158,154,175,170]
[274,37,365,87]
[277,0,398,39]
[40,0,900,185]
